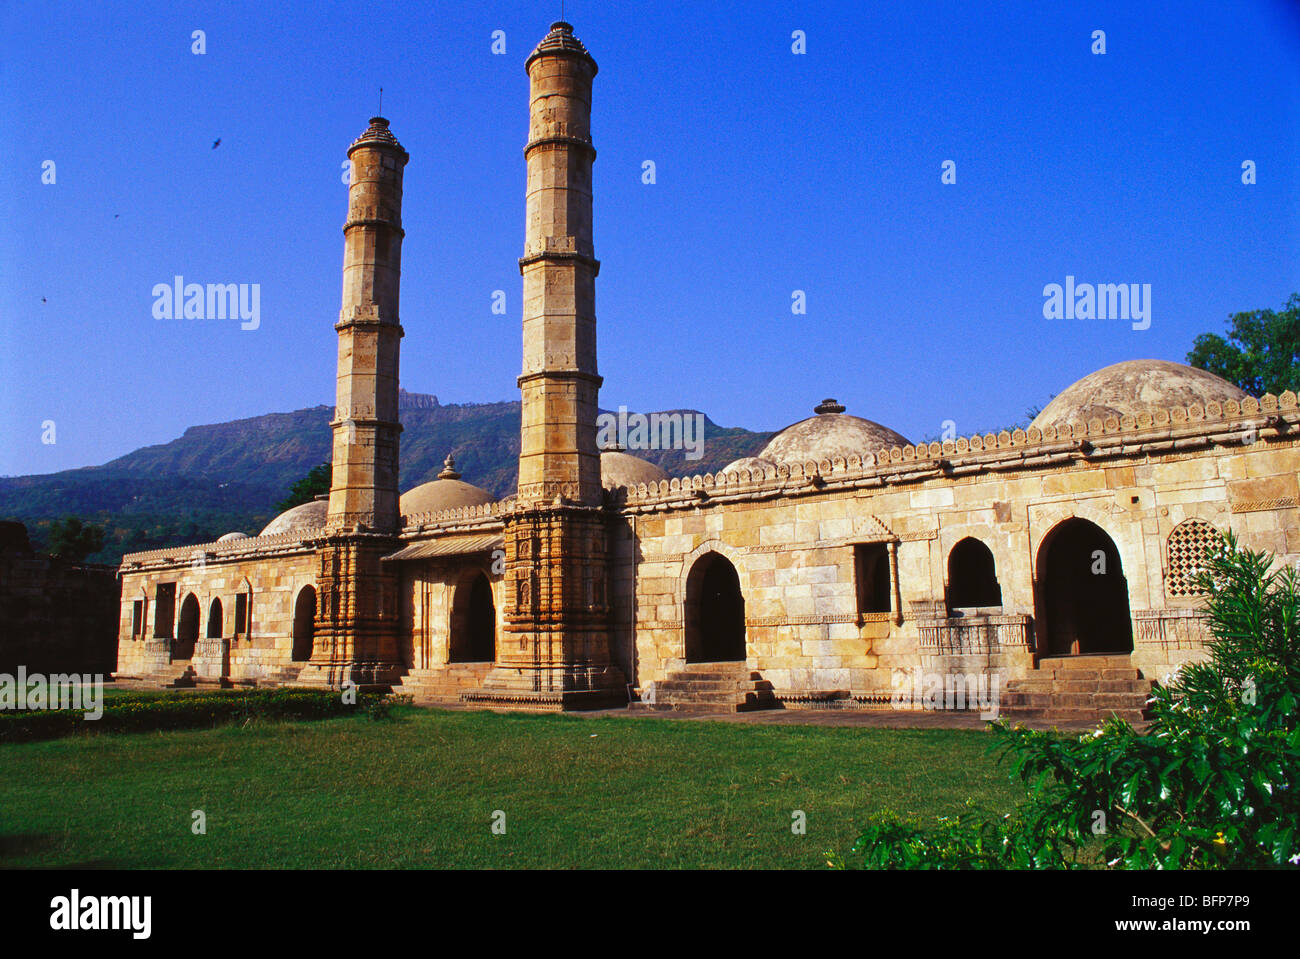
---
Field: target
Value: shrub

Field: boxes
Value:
[0,688,393,744]
[834,532,1300,869]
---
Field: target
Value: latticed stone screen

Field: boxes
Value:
[1166,519,1223,596]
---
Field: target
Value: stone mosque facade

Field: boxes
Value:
[115,23,1300,720]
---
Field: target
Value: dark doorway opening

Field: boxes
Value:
[1037,518,1133,656]
[685,552,746,662]
[450,572,496,663]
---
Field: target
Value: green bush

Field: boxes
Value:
[0,688,391,744]
[834,532,1300,870]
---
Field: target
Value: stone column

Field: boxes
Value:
[303,117,409,690]
[473,23,624,709]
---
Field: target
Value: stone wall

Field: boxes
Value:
[116,545,319,684]
[616,420,1299,699]
[1,527,119,675]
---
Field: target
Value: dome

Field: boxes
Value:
[720,456,776,476]
[758,399,910,464]
[400,455,496,516]
[601,450,668,489]
[260,497,328,537]
[1030,360,1249,432]
[216,532,249,542]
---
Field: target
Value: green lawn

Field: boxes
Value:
[0,708,1024,868]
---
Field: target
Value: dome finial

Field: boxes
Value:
[437,454,461,480]
[815,398,846,415]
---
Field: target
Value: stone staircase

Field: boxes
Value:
[398,664,494,704]
[630,662,781,714]
[1002,655,1152,723]
[141,661,198,688]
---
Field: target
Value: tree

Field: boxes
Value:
[46,516,105,563]
[1188,292,1300,396]
[276,463,331,512]
[832,533,1300,870]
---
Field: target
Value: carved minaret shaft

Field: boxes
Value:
[328,116,407,532]
[517,21,602,507]
[306,117,408,689]
[475,22,624,709]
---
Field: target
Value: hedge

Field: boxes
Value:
[0,688,396,744]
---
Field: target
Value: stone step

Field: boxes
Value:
[654,679,775,694]
[1039,655,1136,670]
[1040,707,1146,723]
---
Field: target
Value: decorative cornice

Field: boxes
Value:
[1231,498,1298,513]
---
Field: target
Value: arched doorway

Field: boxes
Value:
[206,598,223,638]
[292,586,316,662]
[449,571,495,663]
[947,537,1002,609]
[685,552,746,663]
[174,593,200,660]
[1036,518,1133,656]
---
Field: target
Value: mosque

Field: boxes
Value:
[114,22,1300,721]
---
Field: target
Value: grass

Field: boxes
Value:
[0,707,1024,868]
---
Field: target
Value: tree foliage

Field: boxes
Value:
[1188,292,1300,396]
[276,463,331,512]
[832,533,1300,870]
[45,516,106,563]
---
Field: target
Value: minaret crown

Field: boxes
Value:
[526,20,597,73]
[349,116,407,156]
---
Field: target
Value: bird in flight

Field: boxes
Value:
[212,138,221,150]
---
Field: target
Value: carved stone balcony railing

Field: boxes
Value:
[917,614,1034,655]
[1133,608,1211,651]
[142,640,172,666]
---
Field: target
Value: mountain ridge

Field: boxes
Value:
[0,392,774,563]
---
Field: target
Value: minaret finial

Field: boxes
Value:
[379,86,383,115]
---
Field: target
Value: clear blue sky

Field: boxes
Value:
[3,0,1298,476]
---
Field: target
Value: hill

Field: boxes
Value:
[0,391,772,564]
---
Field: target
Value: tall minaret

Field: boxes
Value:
[516,21,602,508]
[305,116,408,690]
[476,22,624,708]
[328,116,408,533]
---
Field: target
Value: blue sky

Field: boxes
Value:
[2,0,1298,476]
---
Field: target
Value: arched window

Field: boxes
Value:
[947,538,1002,609]
[174,593,200,660]
[292,586,317,662]
[206,597,223,638]
[1166,519,1223,596]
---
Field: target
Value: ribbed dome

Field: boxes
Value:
[759,400,909,464]
[601,450,668,489]
[216,532,249,542]
[721,456,776,476]
[259,497,328,537]
[349,116,406,156]
[1030,360,1249,431]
